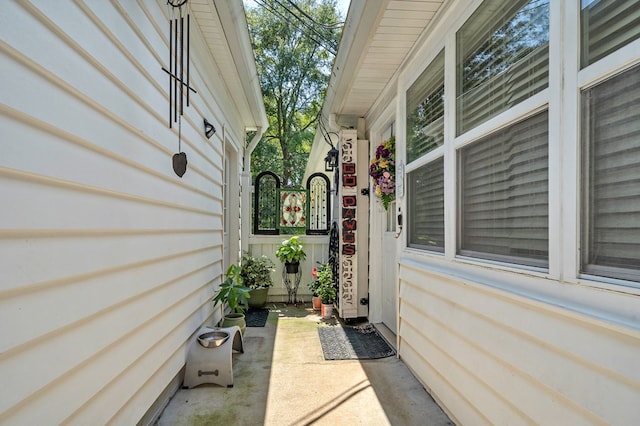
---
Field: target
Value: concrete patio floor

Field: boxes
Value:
[156,304,454,425]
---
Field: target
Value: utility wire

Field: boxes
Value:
[272,0,338,54]
[253,0,339,55]
[285,0,344,29]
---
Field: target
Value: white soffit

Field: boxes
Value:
[337,0,445,118]
[189,0,266,130]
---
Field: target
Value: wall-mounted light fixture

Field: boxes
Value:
[204,118,216,139]
[322,130,340,172]
[324,146,339,172]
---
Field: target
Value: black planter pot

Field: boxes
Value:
[285,261,300,274]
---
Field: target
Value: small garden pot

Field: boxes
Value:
[248,287,270,308]
[312,296,322,310]
[221,313,246,335]
[321,303,333,319]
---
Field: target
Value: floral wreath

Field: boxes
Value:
[369,136,395,210]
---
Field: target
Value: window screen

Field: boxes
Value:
[406,50,445,163]
[459,110,549,267]
[456,0,549,135]
[408,158,445,252]
[581,64,640,282]
[581,0,640,68]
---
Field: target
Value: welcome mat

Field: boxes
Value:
[318,324,395,360]
[245,308,269,327]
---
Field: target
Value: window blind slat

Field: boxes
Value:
[407,50,445,163]
[581,62,640,279]
[409,158,445,251]
[460,110,549,267]
[457,0,549,135]
[581,0,640,67]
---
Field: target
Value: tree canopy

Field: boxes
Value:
[245,0,343,186]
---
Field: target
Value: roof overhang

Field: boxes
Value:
[306,0,447,177]
[190,0,268,133]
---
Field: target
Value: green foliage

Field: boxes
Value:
[246,0,342,186]
[213,264,251,314]
[308,262,334,301]
[240,252,275,290]
[275,236,307,264]
[313,263,336,303]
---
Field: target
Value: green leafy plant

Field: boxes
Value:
[314,263,336,304]
[240,252,275,290]
[213,264,251,314]
[275,236,307,264]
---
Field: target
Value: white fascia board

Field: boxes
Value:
[214,0,268,132]
[322,0,385,125]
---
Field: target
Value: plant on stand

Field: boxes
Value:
[240,252,275,308]
[213,264,251,334]
[275,235,307,273]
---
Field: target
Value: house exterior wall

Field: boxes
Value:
[363,1,640,424]
[0,1,254,424]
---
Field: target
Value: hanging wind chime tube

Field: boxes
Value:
[163,0,196,177]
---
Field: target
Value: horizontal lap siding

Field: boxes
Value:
[0,1,231,424]
[399,261,640,425]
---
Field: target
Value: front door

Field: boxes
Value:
[380,203,398,333]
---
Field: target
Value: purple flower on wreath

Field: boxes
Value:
[369,136,396,210]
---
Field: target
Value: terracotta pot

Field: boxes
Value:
[312,296,322,310]
[321,303,333,319]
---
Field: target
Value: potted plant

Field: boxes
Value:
[240,252,275,308]
[213,264,251,334]
[315,263,336,318]
[308,265,322,310]
[275,235,307,274]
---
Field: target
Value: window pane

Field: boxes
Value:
[459,111,549,267]
[408,158,445,252]
[581,64,640,282]
[407,50,445,163]
[581,0,640,68]
[456,0,549,135]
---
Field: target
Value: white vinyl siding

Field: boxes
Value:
[391,0,640,423]
[0,1,254,423]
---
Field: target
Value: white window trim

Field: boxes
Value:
[398,0,640,296]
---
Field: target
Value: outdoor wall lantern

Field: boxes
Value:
[204,118,216,139]
[324,146,339,172]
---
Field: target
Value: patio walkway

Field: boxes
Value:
[156,304,454,425]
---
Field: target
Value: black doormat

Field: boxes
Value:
[245,308,269,327]
[317,324,395,360]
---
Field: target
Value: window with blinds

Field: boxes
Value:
[406,50,444,163]
[581,64,640,282]
[456,0,549,135]
[408,158,445,252]
[459,110,549,267]
[581,0,640,68]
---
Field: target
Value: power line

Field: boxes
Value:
[252,0,340,55]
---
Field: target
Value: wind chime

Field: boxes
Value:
[163,0,196,177]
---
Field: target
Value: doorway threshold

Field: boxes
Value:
[373,322,397,351]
